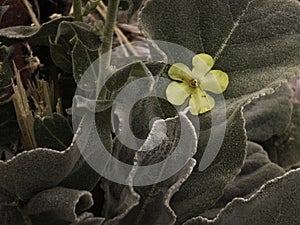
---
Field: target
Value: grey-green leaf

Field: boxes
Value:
[103,113,197,225]
[34,113,73,151]
[72,38,99,83]
[244,84,293,142]
[0,5,9,22]
[27,187,93,224]
[140,0,300,99]
[263,102,300,169]
[0,141,81,201]
[201,141,285,219]
[183,168,300,225]
[0,17,73,46]
[171,105,246,224]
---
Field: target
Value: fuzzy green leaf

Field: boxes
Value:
[27,187,93,224]
[201,141,285,219]
[183,168,300,225]
[170,105,246,224]
[263,102,300,168]
[0,5,9,22]
[72,38,99,83]
[103,114,197,225]
[244,84,293,142]
[140,0,300,99]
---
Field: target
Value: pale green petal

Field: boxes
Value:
[168,63,192,82]
[166,82,190,105]
[200,70,229,94]
[189,89,215,115]
[192,54,215,79]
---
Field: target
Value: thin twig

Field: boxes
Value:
[22,0,40,27]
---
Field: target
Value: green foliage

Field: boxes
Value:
[183,168,300,225]
[0,0,299,224]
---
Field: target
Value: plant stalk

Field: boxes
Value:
[101,0,120,68]
[73,0,83,21]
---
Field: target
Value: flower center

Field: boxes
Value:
[189,79,199,88]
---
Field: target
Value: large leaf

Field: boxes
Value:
[244,84,293,142]
[183,168,300,225]
[201,141,285,219]
[103,113,197,225]
[0,142,80,202]
[170,104,246,224]
[140,0,300,99]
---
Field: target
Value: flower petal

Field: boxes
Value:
[168,63,192,82]
[200,70,229,94]
[189,89,215,115]
[192,54,214,79]
[166,81,190,105]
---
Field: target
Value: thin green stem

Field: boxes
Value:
[101,0,120,68]
[73,0,83,21]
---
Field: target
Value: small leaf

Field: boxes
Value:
[0,5,9,22]
[49,38,73,73]
[34,113,73,151]
[183,168,300,225]
[56,21,101,51]
[72,37,99,83]
[0,17,73,46]
[27,187,93,223]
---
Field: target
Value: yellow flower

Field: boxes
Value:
[166,54,229,115]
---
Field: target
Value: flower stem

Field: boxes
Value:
[73,0,83,21]
[101,0,120,68]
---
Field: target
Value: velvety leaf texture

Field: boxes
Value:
[263,102,300,168]
[200,141,285,219]
[27,187,93,224]
[183,168,300,225]
[116,114,197,225]
[170,106,246,224]
[244,84,293,142]
[140,0,300,99]
[0,141,81,202]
